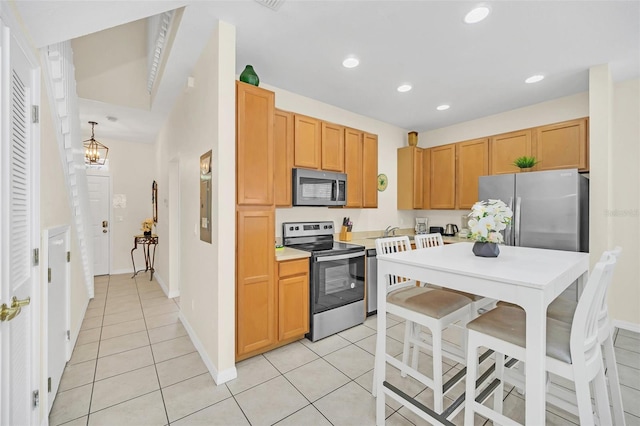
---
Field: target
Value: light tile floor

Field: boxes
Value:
[50,274,640,425]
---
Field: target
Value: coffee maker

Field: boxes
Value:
[415,217,428,234]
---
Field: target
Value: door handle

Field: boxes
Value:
[12,296,30,308]
[0,303,20,322]
[102,220,108,228]
[103,229,108,233]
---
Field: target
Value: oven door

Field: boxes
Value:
[312,251,365,314]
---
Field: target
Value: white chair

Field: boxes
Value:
[373,236,473,413]
[464,250,618,426]
[414,233,496,314]
[497,247,625,425]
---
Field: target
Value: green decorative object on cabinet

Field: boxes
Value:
[239,65,260,86]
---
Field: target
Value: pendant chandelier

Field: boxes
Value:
[83,121,109,165]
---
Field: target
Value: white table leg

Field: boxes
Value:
[375,260,388,426]
[524,293,547,425]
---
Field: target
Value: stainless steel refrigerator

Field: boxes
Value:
[478,168,589,252]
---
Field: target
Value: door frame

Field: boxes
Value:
[168,156,181,297]
[42,225,71,414]
[86,172,112,275]
[0,13,42,425]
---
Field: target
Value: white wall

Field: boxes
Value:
[264,84,417,234]
[155,21,236,382]
[608,78,640,327]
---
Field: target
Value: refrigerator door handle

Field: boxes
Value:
[514,197,522,246]
[506,197,514,245]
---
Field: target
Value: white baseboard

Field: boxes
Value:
[179,312,237,385]
[153,273,180,299]
[612,319,640,334]
[110,268,134,276]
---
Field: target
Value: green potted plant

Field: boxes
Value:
[512,155,539,172]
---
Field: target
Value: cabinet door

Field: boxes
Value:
[274,109,293,207]
[457,138,489,209]
[430,144,456,209]
[534,118,588,172]
[397,146,423,209]
[489,130,533,175]
[321,122,345,172]
[344,128,363,208]
[294,114,321,169]
[362,133,378,208]
[236,208,276,358]
[236,82,274,205]
[422,148,431,209]
[278,271,309,341]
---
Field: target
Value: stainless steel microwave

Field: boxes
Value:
[292,168,347,206]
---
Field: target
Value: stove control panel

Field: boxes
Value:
[283,221,334,238]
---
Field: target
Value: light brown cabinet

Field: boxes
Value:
[534,118,588,172]
[422,148,431,209]
[345,130,378,208]
[397,146,424,209]
[236,207,276,360]
[236,82,274,205]
[344,128,363,208]
[274,109,294,207]
[321,122,345,172]
[362,133,378,208]
[456,138,489,209]
[489,130,533,175]
[293,114,321,169]
[430,144,456,209]
[277,259,310,341]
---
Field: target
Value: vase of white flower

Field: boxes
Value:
[468,199,513,257]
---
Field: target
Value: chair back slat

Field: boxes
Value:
[571,250,618,365]
[375,236,414,290]
[414,233,444,249]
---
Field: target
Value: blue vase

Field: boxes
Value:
[239,65,259,86]
[472,242,500,257]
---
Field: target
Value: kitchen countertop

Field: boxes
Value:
[347,234,472,250]
[275,247,311,262]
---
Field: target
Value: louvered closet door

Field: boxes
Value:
[1,24,37,426]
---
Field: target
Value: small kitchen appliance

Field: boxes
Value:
[415,217,428,234]
[292,168,347,207]
[429,226,444,234]
[283,221,366,341]
[443,224,459,236]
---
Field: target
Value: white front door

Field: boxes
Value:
[0,20,39,426]
[87,175,110,276]
[47,227,70,412]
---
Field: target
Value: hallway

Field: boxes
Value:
[49,274,640,425]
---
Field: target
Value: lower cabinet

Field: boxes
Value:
[278,259,310,341]
[236,251,310,361]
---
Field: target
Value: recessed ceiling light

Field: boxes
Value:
[525,74,545,84]
[436,104,450,111]
[397,84,412,93]
[342,57,359,68]
[464,6,490,24]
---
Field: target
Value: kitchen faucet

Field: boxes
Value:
[383,226,400,237]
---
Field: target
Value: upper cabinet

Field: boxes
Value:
[293,114,321,169]
[534,118,588,172]
[274,109,294,207]
[236,82,275,206]
[397,146,423,209]
[362,133,378,208]
[430,144,456,209]
[456,138,489,209]
[489,130,533,175]
[344,128,363,208]
[321,122,345,172]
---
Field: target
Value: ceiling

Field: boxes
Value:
[12,1,640,144]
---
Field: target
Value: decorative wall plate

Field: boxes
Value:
[377,173,388,192]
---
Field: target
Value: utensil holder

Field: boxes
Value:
[339,226,352,241]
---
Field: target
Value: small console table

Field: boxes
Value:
[131,234,158,281]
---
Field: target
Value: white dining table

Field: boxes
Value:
[375,242,590,425]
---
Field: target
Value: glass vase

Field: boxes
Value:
[239,65,260,86]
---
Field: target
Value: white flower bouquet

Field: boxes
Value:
[467,199,513,244]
